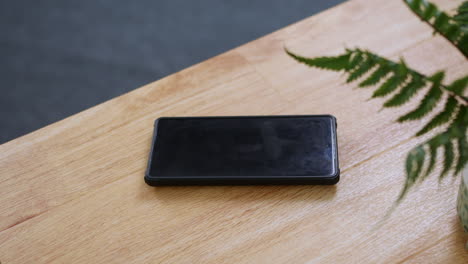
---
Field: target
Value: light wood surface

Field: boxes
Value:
[1,0,468,263]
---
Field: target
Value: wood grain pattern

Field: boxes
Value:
[1,0,467,263]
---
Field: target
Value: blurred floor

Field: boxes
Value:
[0,0,345,143]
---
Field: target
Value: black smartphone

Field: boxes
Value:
[145,115,339,186]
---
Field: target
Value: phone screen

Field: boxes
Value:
[148,116,338,178]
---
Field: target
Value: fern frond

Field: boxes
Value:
[447,76,468,97]
[287,46,468,205]
[286,0,468,206]
[397,71,444,122]
[403,0,468,58]
[384,74,426,107]
[287,48,467,108]
[285,49,351,71]
[416,96,459,136]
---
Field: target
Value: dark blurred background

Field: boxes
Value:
[0,0,345,144]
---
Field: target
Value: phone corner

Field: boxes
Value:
[326,169,340,185]
[323,114,337,123]
[144,174,160,186]
[154,117,164,127]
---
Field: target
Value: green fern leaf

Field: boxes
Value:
[359,62,391,87]
[458,34,468,55]
[456,2,468,11]
[448,107,468,175]
[346,53,377,83]
[422,2,437,20]
[416,96,458,136]
[452,105,468,125]
[456,2,468,12]
[347,51,364,71]
[434,11,450,29]
[399,146,425,201]
[446,75,468,96]
[424,143,438,179]
[454,2,468,30]
[424,131,452,180]
[372,75,400,98]
[456,104,468,125]
[429,130,452,146]
[440,140,454,179]
[455,136,468,175]
[405,0,422,12]
[384,74,425,107]
[445,24,461,42]
[455,13,468,25]
[397,71,444,122]
[412,146,426,181]
[285,49,351,72]
[449,106,467,138]
[372,62,408,98]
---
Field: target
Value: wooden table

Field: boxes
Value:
[1,0,468,262]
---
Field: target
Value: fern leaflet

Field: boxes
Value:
[424,143,438,179]
[347,54,376,83]
[447,76,468,96]
[456,136,468,174]
[284,49,351,71]
[440,140,455,179]
[359,62,391,87]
